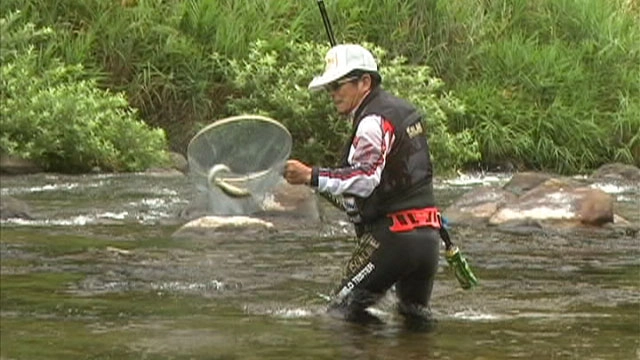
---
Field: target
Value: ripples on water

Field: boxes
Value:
[1,172,638,359]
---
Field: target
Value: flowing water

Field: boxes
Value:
[1,172,638,360]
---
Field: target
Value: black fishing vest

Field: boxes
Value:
[341,87,435,223]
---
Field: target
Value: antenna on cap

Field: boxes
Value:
[316,0,337,46]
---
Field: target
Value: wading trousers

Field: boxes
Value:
[329,220,441,327]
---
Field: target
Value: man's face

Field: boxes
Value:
[326,75,371,115]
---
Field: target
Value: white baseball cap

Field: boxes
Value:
[308,44,379,92]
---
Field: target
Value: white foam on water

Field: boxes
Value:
[130,197,188,209]
[590,182,639,203]
[1,181,108,196]
[1,211,136,226]
[513,312,612,319]
[122,197,189,223]
[316,293,332,302]
[136,198,166,207]
[261,193,286,211]
[272,308,315,318]
[452,310,502,321]
[1,183,75,195]
[97,211,129,220]
[151,280,226,292]
[267,306,389,319]
[452,310,612,322]
[590,182,633,194]
[367,307,391,318]
[616,195,634,202]
[27,182,79,192]
[157,188,179,196]
[1,215,95,226]
[437,172,510,189]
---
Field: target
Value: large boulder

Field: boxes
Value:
[144,152,189,176]
[168,152,189,174]
[444,172,622,231]
[591,163,640,182]
[443,186,517,225]
[488,178,614,226]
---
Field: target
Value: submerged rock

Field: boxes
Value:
[443,172,626,233]
[172,215,275,239]
[0,195,33,220]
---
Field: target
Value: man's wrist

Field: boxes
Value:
[309,167,320,187]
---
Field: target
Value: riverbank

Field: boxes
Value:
[1,0,638,174]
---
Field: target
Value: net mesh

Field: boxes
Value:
[187,115,292,215]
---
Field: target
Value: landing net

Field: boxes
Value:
[187,115,292,215]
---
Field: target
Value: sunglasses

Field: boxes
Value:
[324,76,359,92]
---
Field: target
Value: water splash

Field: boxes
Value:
[436,172,511,188]
[452,310,502,321]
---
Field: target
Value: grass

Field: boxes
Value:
[1,0,638,173]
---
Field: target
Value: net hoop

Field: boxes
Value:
[187,114,292,179]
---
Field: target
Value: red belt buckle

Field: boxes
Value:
[388,207,441,232]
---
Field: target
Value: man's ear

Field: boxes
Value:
[359,74,373,92]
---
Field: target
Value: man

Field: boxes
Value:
[284,44,441,330]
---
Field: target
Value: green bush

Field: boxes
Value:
[0,12,168,173]
[1,0,637,174]
[450,0,640,173]
[219,39,480,174]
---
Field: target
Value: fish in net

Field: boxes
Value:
[186,115,292,215]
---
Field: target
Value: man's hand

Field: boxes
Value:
[284,160,312,185]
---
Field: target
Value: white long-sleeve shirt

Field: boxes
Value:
[312,114,396,198]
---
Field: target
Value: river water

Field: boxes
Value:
[1,172,638,360]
